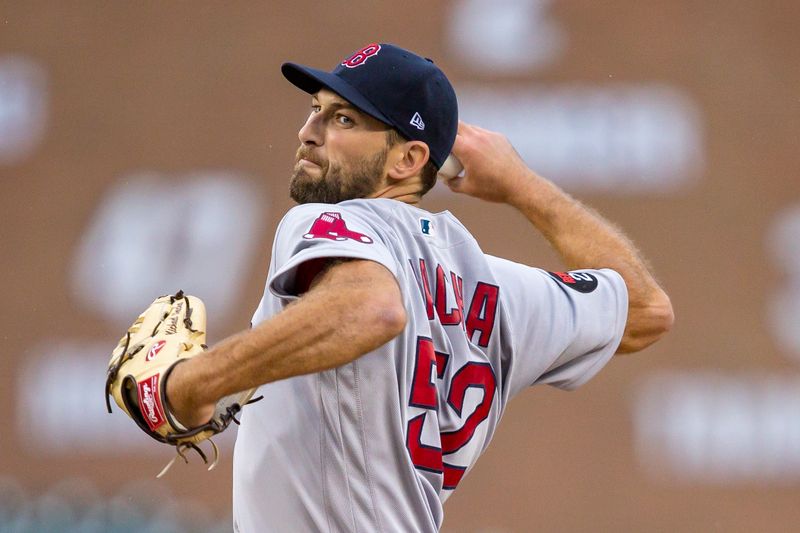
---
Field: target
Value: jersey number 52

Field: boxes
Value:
[406,336,497,490]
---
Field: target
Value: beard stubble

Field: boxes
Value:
[289,145,389,204]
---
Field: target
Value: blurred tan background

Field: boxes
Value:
[2,1,799,531]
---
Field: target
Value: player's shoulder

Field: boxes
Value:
[273,201,396,249]
[279,199,474,246]
[282,199,388,217]
[341,198,466,228]
[282,202,338,219]
[280,199,411,229]
[339,198,410,217]
[283,198,442,219]
[357,199,480,248]
[279,200,391,230]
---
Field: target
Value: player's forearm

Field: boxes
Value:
[509,171,641,272]
[510,171,674,352]
[196,292,396,393]
[166,261,406,426]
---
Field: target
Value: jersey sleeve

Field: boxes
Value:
[268,204,399,300]
[485,255,628,396]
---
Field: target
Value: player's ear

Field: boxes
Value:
[386,141,430,182]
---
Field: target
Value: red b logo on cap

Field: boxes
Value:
[342,43,381,69]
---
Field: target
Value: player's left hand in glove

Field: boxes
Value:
[105,290,257,477]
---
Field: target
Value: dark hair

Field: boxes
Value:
[386,129,439,197]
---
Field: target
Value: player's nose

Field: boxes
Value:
[298,113,323,146]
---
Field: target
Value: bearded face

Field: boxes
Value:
[289,144,389,204]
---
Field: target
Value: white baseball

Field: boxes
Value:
[437,154,464,179]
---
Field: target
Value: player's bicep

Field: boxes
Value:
[305,258,407,342]
[306,257,397,296]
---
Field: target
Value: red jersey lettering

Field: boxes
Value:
[466,282,499,347]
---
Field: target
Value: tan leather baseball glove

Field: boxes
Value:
[105,290,257,477]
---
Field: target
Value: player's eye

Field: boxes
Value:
[310,105,321,114]
[335,113,354,126]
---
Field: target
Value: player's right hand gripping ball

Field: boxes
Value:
[105,290,257,477]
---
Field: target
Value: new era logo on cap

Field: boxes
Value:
[410,112,425,131]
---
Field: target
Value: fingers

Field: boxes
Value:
[446,122,479,194]
[453,120,491,158]
[457,120,492,136]
[445,175,464,192]
[451,121,477,164]
[456,120,478,133]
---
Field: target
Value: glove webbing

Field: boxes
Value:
[104,290,197,414]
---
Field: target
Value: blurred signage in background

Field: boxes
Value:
[19,342,153,453]
[37,170,265,454]
[443,0,704,193]
[635,205,800,484]
[766,205,800,359]
[634,372,800,484]
[447,0,566,73]
[0,55,47,166]
[70,171,266,329]
[457,84,703,193]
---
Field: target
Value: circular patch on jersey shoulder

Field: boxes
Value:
[547,271,599,293]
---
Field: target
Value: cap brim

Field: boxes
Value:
[281,62,393,127]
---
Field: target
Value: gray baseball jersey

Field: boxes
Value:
[232,198,628,533]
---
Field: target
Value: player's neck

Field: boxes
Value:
[368,182,422,205]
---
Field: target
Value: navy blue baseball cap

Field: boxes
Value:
[281,43,458,169]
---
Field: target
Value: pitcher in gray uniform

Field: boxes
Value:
[164,43,674,532]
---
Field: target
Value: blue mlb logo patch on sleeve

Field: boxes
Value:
[420,218,434,236]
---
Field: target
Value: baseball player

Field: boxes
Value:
[164,43,673,532]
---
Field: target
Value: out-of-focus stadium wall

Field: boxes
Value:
[1,1,799,531]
